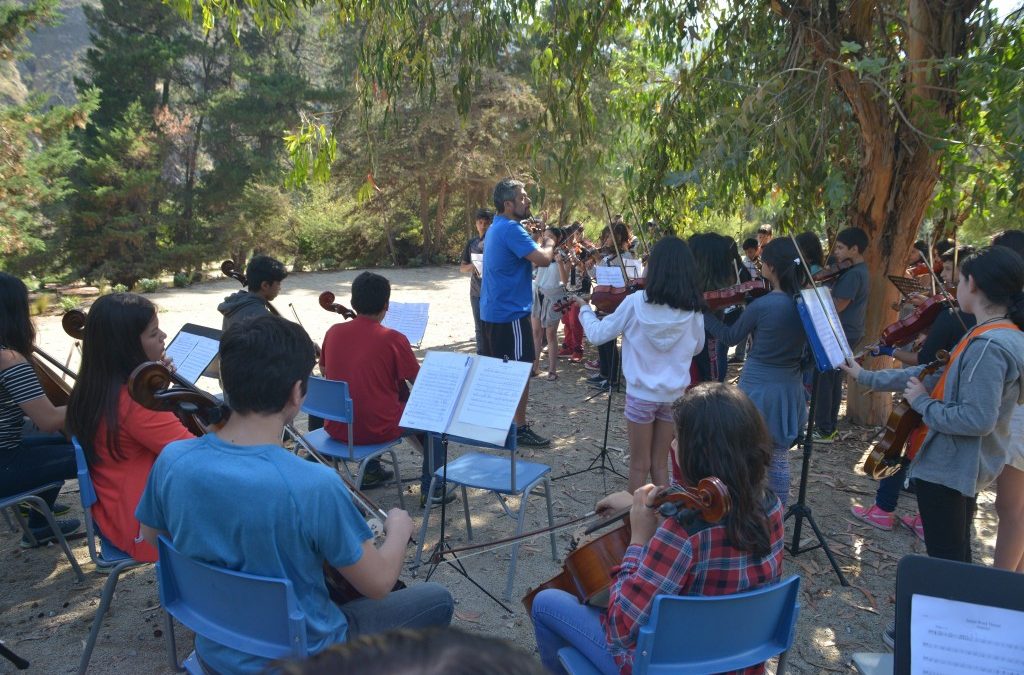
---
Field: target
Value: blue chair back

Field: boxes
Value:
[633,576,800,674]
[301,377,354,426]
[156,536,308,660]
[71,437,98,512]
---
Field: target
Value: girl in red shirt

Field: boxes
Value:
[67,294,193,562]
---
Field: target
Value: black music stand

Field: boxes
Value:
[0,642,29,670]
[785,370,849,586]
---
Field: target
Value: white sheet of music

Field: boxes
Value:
[399,351,471,434]
[164,329,220,384]
[456,357,532,431]
[911,594,1024,674]
[800,287,852,368]
[471,253,483,275]
[594,266,626,287]
[383,302,430,347]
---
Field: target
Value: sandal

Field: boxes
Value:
[545,372,558,381]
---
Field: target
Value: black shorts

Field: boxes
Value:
[480,317,535,363]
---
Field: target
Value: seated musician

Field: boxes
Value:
[66,293,193,562]
[217,254,288,332]
[0,272,80,547]
[137,316,453,674]
[531,382,785,675]
[320,271,451,507]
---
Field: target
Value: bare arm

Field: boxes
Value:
[335,508,413,599]
[139,523,167,549]
[526,230,557,267]
[1,350,66,433]
[459,262,476,274]
[833,297,852,313]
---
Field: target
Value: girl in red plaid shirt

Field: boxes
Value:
[531,383,785,674]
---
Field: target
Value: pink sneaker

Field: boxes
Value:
[900,514,925,542]
[583,359,600,371]
[851,504,895,531]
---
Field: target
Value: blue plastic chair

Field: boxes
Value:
[71,438,144,675]
[412,424,557,601]
[0,482,84,579]
[294,376,405,508]
[157,536,309,673]
[558,576,801,675]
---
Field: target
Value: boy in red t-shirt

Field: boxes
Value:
[320,272,453,508]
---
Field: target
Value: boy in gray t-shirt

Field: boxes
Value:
[814,227,870,441]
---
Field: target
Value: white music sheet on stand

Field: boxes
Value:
[164,330,219,384]
[399,351,471,433]
[594,266,626,287]
[910,594,1024,674]
[470,253,483,276]
[623,259,644,280]
[383,302,430,347]
[457,358,532,430]
[800,288,852,368]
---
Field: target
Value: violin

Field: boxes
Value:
[906,261,931,278]
[703,278,771,311]
[590,278,646,314]
[318,291,356,320]
[858,284,959,359]
[521,478,731,613]
[862,352,948,479]
[221,260,246,286]
[812,259,853,283]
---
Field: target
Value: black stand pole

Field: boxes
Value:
[0,642,29,670]
[554,334,626,489]
[421,434,513,612]
[785,370,849,586]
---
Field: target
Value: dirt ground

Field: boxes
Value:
[0,265,1000,674]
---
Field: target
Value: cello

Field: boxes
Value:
[222,259,281,317]
[521,477,730,613]
[318,291,356,320]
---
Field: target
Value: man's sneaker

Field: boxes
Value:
[589,379,619,392]
[882,621,895,650]
[20,518,81,549]
[420,484,458,509]
[19,501,71,519]
[813,430,838,444]
[851,504,895,531]
[556,347,574,358]
[585,373,606,384]
[517,425,551,448]
[359,465,395,489]
[899,513,925,542]
[583,359,600,371]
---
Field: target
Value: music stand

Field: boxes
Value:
[886,275,928,301]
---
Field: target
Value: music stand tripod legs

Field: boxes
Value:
[554,335,626,488]
[786,370,849,586]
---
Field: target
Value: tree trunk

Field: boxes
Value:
[418,178,433,258]
[434,176,449,261]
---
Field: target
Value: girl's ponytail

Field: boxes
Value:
[760,238,807,297]
[1009,291,1024,331]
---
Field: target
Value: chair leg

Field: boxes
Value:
[776,648,789,674]
[412,476,439,575]
[504,485,535,601]
[461,486,473,541]
[10,504,35,544]
[164,610,184,672]
[22,496,84,582]
[386,449,405,509]
[2,505,16,532]
[543,477,557,560]
[78,560,133,675]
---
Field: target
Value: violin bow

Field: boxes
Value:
[920,242,968,333]
[599,193,633,287]
[625,197,652,259]
[789,233,853,364]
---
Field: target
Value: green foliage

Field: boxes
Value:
[172,271,190,287]
[30,293,50,315]
[138,278,160,292]
[111,283,127,293]
[58,295,79,311]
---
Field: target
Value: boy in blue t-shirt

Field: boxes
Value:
[136,316,452,674]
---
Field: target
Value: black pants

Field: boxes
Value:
[470,294,483,355]
[598,341,619,384]
[814,368,844,435]
[0,434,76,527]
[914,479,977,562]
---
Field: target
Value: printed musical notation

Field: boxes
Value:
[164,324,221,384]
[911,594,1024,675]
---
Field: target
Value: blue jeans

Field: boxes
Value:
[0,433,75,527]
[340,582,453,637]
[531,589,619,675]
[875,464,908,512]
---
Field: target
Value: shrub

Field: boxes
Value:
[58,296,79,312]
[138,278,160,293]
[31,294,51,316]
[173,272,190,288]
[112,283,129,294]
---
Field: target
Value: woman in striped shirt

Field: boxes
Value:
[0,272,79,546]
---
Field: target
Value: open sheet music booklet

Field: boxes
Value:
[399,351,532,446]
[382,302,430,347]
[796,287,853,372]
[164,323,221,384]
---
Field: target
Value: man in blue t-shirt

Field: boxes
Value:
[480,178,558,447]
[136,316,452,674]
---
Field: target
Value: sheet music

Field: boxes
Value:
[623,259,644,280]
[800,288,852,368]
[164,328,220,384]
[911,594,1024,674]
[399,351,471,433]
[470,253,483,276]
[456,357,532,430]
[383,302,430,347]
[594,266,626,288]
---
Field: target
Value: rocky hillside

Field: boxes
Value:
[12,0,95,105]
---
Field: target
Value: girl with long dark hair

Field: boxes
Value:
[531,383,785,674]
[842,246,1024,563]
[0,272,79,545]
[701,237,809,507]
[67,293,193,561]
[688,233,737,382]
[572,236,705,490]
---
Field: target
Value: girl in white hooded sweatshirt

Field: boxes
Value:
[574,236,705,490]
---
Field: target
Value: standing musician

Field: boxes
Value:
[136,315,453,674]
[556,224,590,363]
[479,178,558,448]
[840,246,1024,569]
[701,238,809,507]
[217,254,288,332]
[66,294,194,562]
[813,227,870,444]
[530,383,785,675]
[572,236,705,491]
[459,208,493,354]
[0,272,80,547]
[585,221,634,392]
[688,232,736,382]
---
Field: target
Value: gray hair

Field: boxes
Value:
[493,178,525,213]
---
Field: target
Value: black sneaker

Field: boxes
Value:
[585,373,606,384]
[21,518,82,549]
[882,620,895,650]
[517,425,551,448]
[420,484,458,509]
[360,465,395,489]
[589,379,620,392]
[19,501,72,518]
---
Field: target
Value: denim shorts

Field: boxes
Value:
[624,393,674,424]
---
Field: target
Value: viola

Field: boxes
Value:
[812,258,853,283]
[318,291,356,320]
[591,278,646,314]
[221,259,246,286]
[703,278,771,311]
[521,477,731,613]
[862,352,948,479]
